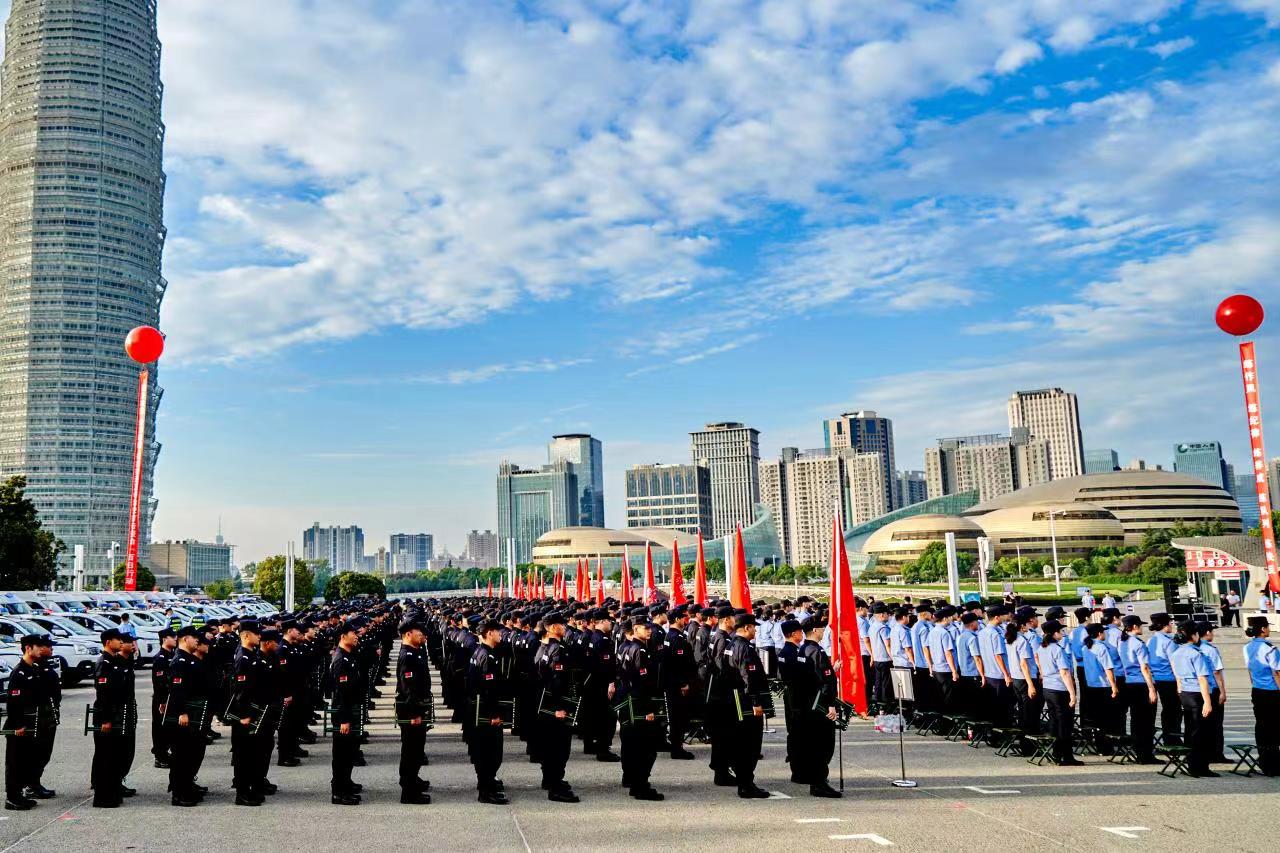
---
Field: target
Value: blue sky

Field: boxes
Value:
[62,0,1280,565]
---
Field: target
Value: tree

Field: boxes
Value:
[252,555,315,605]
[310,558,332,591]
[902,541,973,584]
[204,578,235,600]
[324,571,387,602]
[112,562,157,592]
[0,476,65,590]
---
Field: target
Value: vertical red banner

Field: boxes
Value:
[124,369,149,592]
[1239,342,1280,593]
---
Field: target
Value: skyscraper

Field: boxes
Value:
[1007,389,1084,480]
[302,524,366,573]
[1172,442,1230,491]
[690,422,760,538]
[466,529,500,567]
[548,434,605,527]
[0,1,167,586]
[924,430,1052,502]
[823,411,898,510]
[624,463,713,535]
[1084,448,1121,474]
[389,533,434,573]
[1235,473,1262,530]
[497,460,577,565]
[897,470,928,507]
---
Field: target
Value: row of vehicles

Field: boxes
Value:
[0,590,277,690]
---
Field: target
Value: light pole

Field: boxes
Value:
[1047,510,1063,596]
[108,541,120,591]
[1015,543,1023,579]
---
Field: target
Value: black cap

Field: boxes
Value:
[157,628,175,640]
[238,620,260,635]
[1122,615,1146,628]
[100,628,121,644]
[780,619,803,636]
[543,612,566,627]
[1045,606,1066,620]
[260,629,281,642]
[871,603,889,614]
[960,613,980,625]
[715,606,734,619]
[176,626,200,640]
[670,605,688,618]
[19,634,44,649]
[398,620,423,635]
[936,605,957,619]
[1101,607,1122,618]
[986,605,1008,617]
[1015,605,1040,618]
[280,620,299,633]
[1041,620,1064,636]
[736,614,757,628]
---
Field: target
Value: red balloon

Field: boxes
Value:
[1216,295,1264,337]
[124,326,165,364]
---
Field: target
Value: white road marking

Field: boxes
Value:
[795,818,844,824]
[829,834,894,846]
[1100,827,1151,840]
[964,786,1020,795]
[767,790,792,799]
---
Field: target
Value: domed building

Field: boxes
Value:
[862,515,984,569]
[975,502,1126,560]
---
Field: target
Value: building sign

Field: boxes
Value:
[1215,570,1242,581]
[1184,549,1248,573]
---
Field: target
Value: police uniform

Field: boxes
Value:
[532,617,579,802]
[90,636,136,808]
[151,634,175,767]
[1244,616,1280,775]
[784,631,841,797]
[465,632,509,804]
[394,622,433,803]
[227,626,272,805]
[724,618,770,799]
[329,627,365,804]
[583,619,619,760]
[616,622,663,800]
[3,636,57,809]
[661,607,697,758]
[165,629,210,806]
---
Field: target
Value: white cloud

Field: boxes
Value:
[1050,17,1097,52]
[996,40,1044,74]
[1148,36,1195,58]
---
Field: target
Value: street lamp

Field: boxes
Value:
[1047,510,1063,596]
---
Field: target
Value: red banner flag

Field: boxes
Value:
[596,556,605,604]
[643,542,658,605]
[620,548,635,603]
[694,533,708,606]
[670,541,687,605]
[486,579,493,598]
[829,514,867,713]
[728,525,752,610]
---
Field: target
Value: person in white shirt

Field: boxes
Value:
[1081,590,1096,609]
[1101,594,1117,610]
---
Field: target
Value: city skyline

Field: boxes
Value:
[0,0,1255,566]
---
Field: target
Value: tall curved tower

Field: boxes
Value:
[0,0,166,586]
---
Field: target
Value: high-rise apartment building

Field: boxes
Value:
[1084,448,1120,474]
[624,463,713,535]
[548,434,605,527]
[761,448,887,567]
[389,533,434,573]
[0,1,168,586]
[302,524,366,573]
[690,422,760,538]
[897,470,928,507]
[497,460,577,565]
[823,411,898,510]
[1172,442,1230,491]
[924,430,1052,502]
[1007,389,1084,480]
[466,529,500,567]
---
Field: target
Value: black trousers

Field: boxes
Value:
[151,696,169,760]
[536,716,571,789]
[729,714,764,788]
[466,722,504,793]
[278,701,302,760]
[331,730,358,794]
[1083,686,1116,750]
[872,661,893,707]
[582,688,615,754]
[933,672,956,714]
[708,695,732,773]
[399,723,427,790]
[230,721,261,794]
[32,727,55,786]
[1043,689,1074,763]
[957,675,981,718]
[1179,692,1211,773]
[984,677,1013,726]
[913,668,934,714]
[1155,680,1182,745]
[90,731,131,804]
[1122,682,1158,760]
[790,710,835,785]
[1205,690,1225,761]
[859,656,872,712]
[1012,678,1042,741]
[169,722,204,798]
[4,734,33,800]
[619,718,659,791]
[665,688,691,750]
[1252,688,1280,775]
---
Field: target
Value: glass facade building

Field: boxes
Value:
[1084,448,1120,474]
[150,539,233,590]
[625,462,712,535]
[389,533,433,572]
[548,434,604,527]
[497,460,576,565]
[0,0,167,586]
[1172,442,1230,491]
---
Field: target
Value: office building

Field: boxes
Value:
[466,529,500,567]
[1084,448,1120,474]
[924,430,1052,503]
[548,434,605,527]
[0,1,168,586]
[1234,473,1261,530]
[389,533,434,573]
[1172,441,1230,491]
[690,422,760,538]
[624,463,713,535]
[1007,388,1085,480]
[368,547,392,576]
[497,459,577,565]
[150,540,234,590]
[302,523,366,573]
[823,411,898,510]
[897,471,928,507]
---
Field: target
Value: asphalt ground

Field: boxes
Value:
[0,628,1274,853]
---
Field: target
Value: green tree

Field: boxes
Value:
[204,578,234,600]
[0,476,65,590]
[252,555,315,605]
[112,562,157,592]
[309,558,332,591]
[1249,511,1280,537]
[902,541,973,584]
[324,571,387,602]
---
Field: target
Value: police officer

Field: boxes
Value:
[725,613,770,799]
[1035,620,1080,766]
[395,619,433,804]
[1118,615,1159,763]
[533,612,580,802]
[166,626,209,807]
[1146,612,1181,745]
[91,628,137,809]
[330,620,365,805]
[151,629,176,769]
[706,605,737,785]
[661,604,697,759]
[1244,616,1280,775]
[277,620,309,767]
[583,610,619,762]
[785,618,842,797]
[466,619,509,804]
[27,635,59,802]
[1170,621,1216,777]
[616,617,663,801]
[4,635,54,810]
[227,620,272,805]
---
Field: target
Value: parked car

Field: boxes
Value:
[0,616,98,685]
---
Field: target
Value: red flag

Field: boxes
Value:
[538,572,545,599]
[830,514,867,713]
[670,541,687,605]
[643,542,658,605]
[728,524,752,610]
[578,558,587,600]
[498,579,504,599]
[596,556,605,604]
[694,533,708,606]
[486,579,493,598]
[620,548,635,603]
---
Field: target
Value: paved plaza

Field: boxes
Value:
[0,627,1273,853]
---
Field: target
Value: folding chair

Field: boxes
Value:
[1026,735,1057,766]
[991,728,1022,757]
[1074,725,1102,756]
[1108,735,1137,765]
[1228,743,1261,777]
[1157,746,1192,778]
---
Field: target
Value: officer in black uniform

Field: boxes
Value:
[784,619,842,797]
[166,626,209,807]
[617,617,664,801]
[466,619,509,804]
[28,636,60,802]
[394,619,432,805]
[91,628,137,808]
[661,605,697,759]
[330,620,365,805]
[581,610,619,761]
[533,612,580,802]
[706,606,737,786]
[4,635,55,810]
[151,628,176,768]
[227,620,271,806]
[277,620,309,766]
[777,618,805,772]
[724,614,770,799]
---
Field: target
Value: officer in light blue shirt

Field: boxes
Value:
[977,607,1013,725]
[1146,612,1181,745]
[1117,615,1158,762]
[1170,622,1215,777]
[869,604,893,707]
[1195,622,1226,763]
[889,610,915,669]
[910,608,932,671]
[1243,616,1280,776]
[954,612,984,718]
[1100,608,1125,687]
[1035,620,1080,765]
